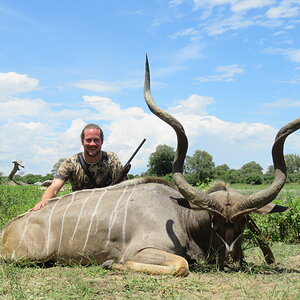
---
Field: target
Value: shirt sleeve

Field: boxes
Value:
[108,152,125,179]
[55,158,73,182]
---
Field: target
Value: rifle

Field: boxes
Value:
[111,138,146,185]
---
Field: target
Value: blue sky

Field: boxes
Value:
[0,0,300,176]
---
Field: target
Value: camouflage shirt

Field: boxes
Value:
[55,151,124,191]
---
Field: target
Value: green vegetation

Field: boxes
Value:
[249,190,300,243]
[145,144,175,177]
[0,185,72,228]
[185,150,215,184]
[142,144,300,186]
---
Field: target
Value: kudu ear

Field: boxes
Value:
[253,202,292,215]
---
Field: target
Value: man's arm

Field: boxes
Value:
[33,178,65,211]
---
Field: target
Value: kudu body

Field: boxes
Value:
[1,57,299,276]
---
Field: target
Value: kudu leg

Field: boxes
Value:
[246,215,275,264]
[107,248,189,276]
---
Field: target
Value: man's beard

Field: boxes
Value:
[84,148,101,158]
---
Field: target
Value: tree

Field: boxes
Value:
[264,165,275,184]
[285,154,300,174]
[185,150,215,183]
[22,174,44,184]
[266,154,300,183]
[184,172,199,186]
[240,161,263,185]
[213,164,230,180]
[227,169,243,184]
[51,158,67,175]
[147,145,175,176]
[241,161,263,175]
[245,173,263,185]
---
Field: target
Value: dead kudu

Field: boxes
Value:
[1,58,299,276]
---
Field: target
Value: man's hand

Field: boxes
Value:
[33,178,64,211]
[33,199,49,211]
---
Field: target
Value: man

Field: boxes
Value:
[34,123,125,210]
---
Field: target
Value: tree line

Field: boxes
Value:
[143,144,300,185]
[1,145,300,185]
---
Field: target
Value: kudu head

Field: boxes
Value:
[144,55,300,269]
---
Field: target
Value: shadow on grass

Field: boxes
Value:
[189,260,300,275]
[1,258,108,271]
[2,257,299,277]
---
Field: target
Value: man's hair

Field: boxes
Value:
[80,124,104,141]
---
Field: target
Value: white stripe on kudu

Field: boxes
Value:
[46,198,61,256]
[122,183,136,245]
[70,190,95,242]
[82,189,107,253]
[57,193,76,254]
[17,212,32,249]
[106,185,128,247]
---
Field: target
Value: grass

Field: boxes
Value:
[0,243,299,299]
[0,183,299,299]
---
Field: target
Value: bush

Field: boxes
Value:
[184,172,199,185]
[287,172,300,183]
[161,173,173,182]
[251,190,300,243]
[245,173,263,185]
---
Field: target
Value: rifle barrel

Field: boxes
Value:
[126,138,146,165]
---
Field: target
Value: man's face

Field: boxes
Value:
[82,129,103,158]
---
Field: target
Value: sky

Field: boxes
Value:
[0,0,300,177]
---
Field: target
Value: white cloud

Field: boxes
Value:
[193,0,276,13]
[0,72,39,96]
[265,47,300,63]
[263,98,300,107]
[0,98,49,119]
[284,76,300,84]
[0,120,51,162]
[267,0,300,19]
[83,96,123,120]
[169,28,200,40]
[193,0,274,14]
[193,0,232,10]
[72,79,142,92]
[168,94,214,115]
[204,14,254,35]
[192,0,299,35]
[169,0,184,7]
[285,48,300,62]
[195,64,244,82]
[232,0,275,13]
[171,42,205,63]
[73,80,120,92]
[1,90,299,177]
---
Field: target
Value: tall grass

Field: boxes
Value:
[0,185,71,228]
[232,184,300,243]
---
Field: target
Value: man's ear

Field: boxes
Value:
[254,202,292,215]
